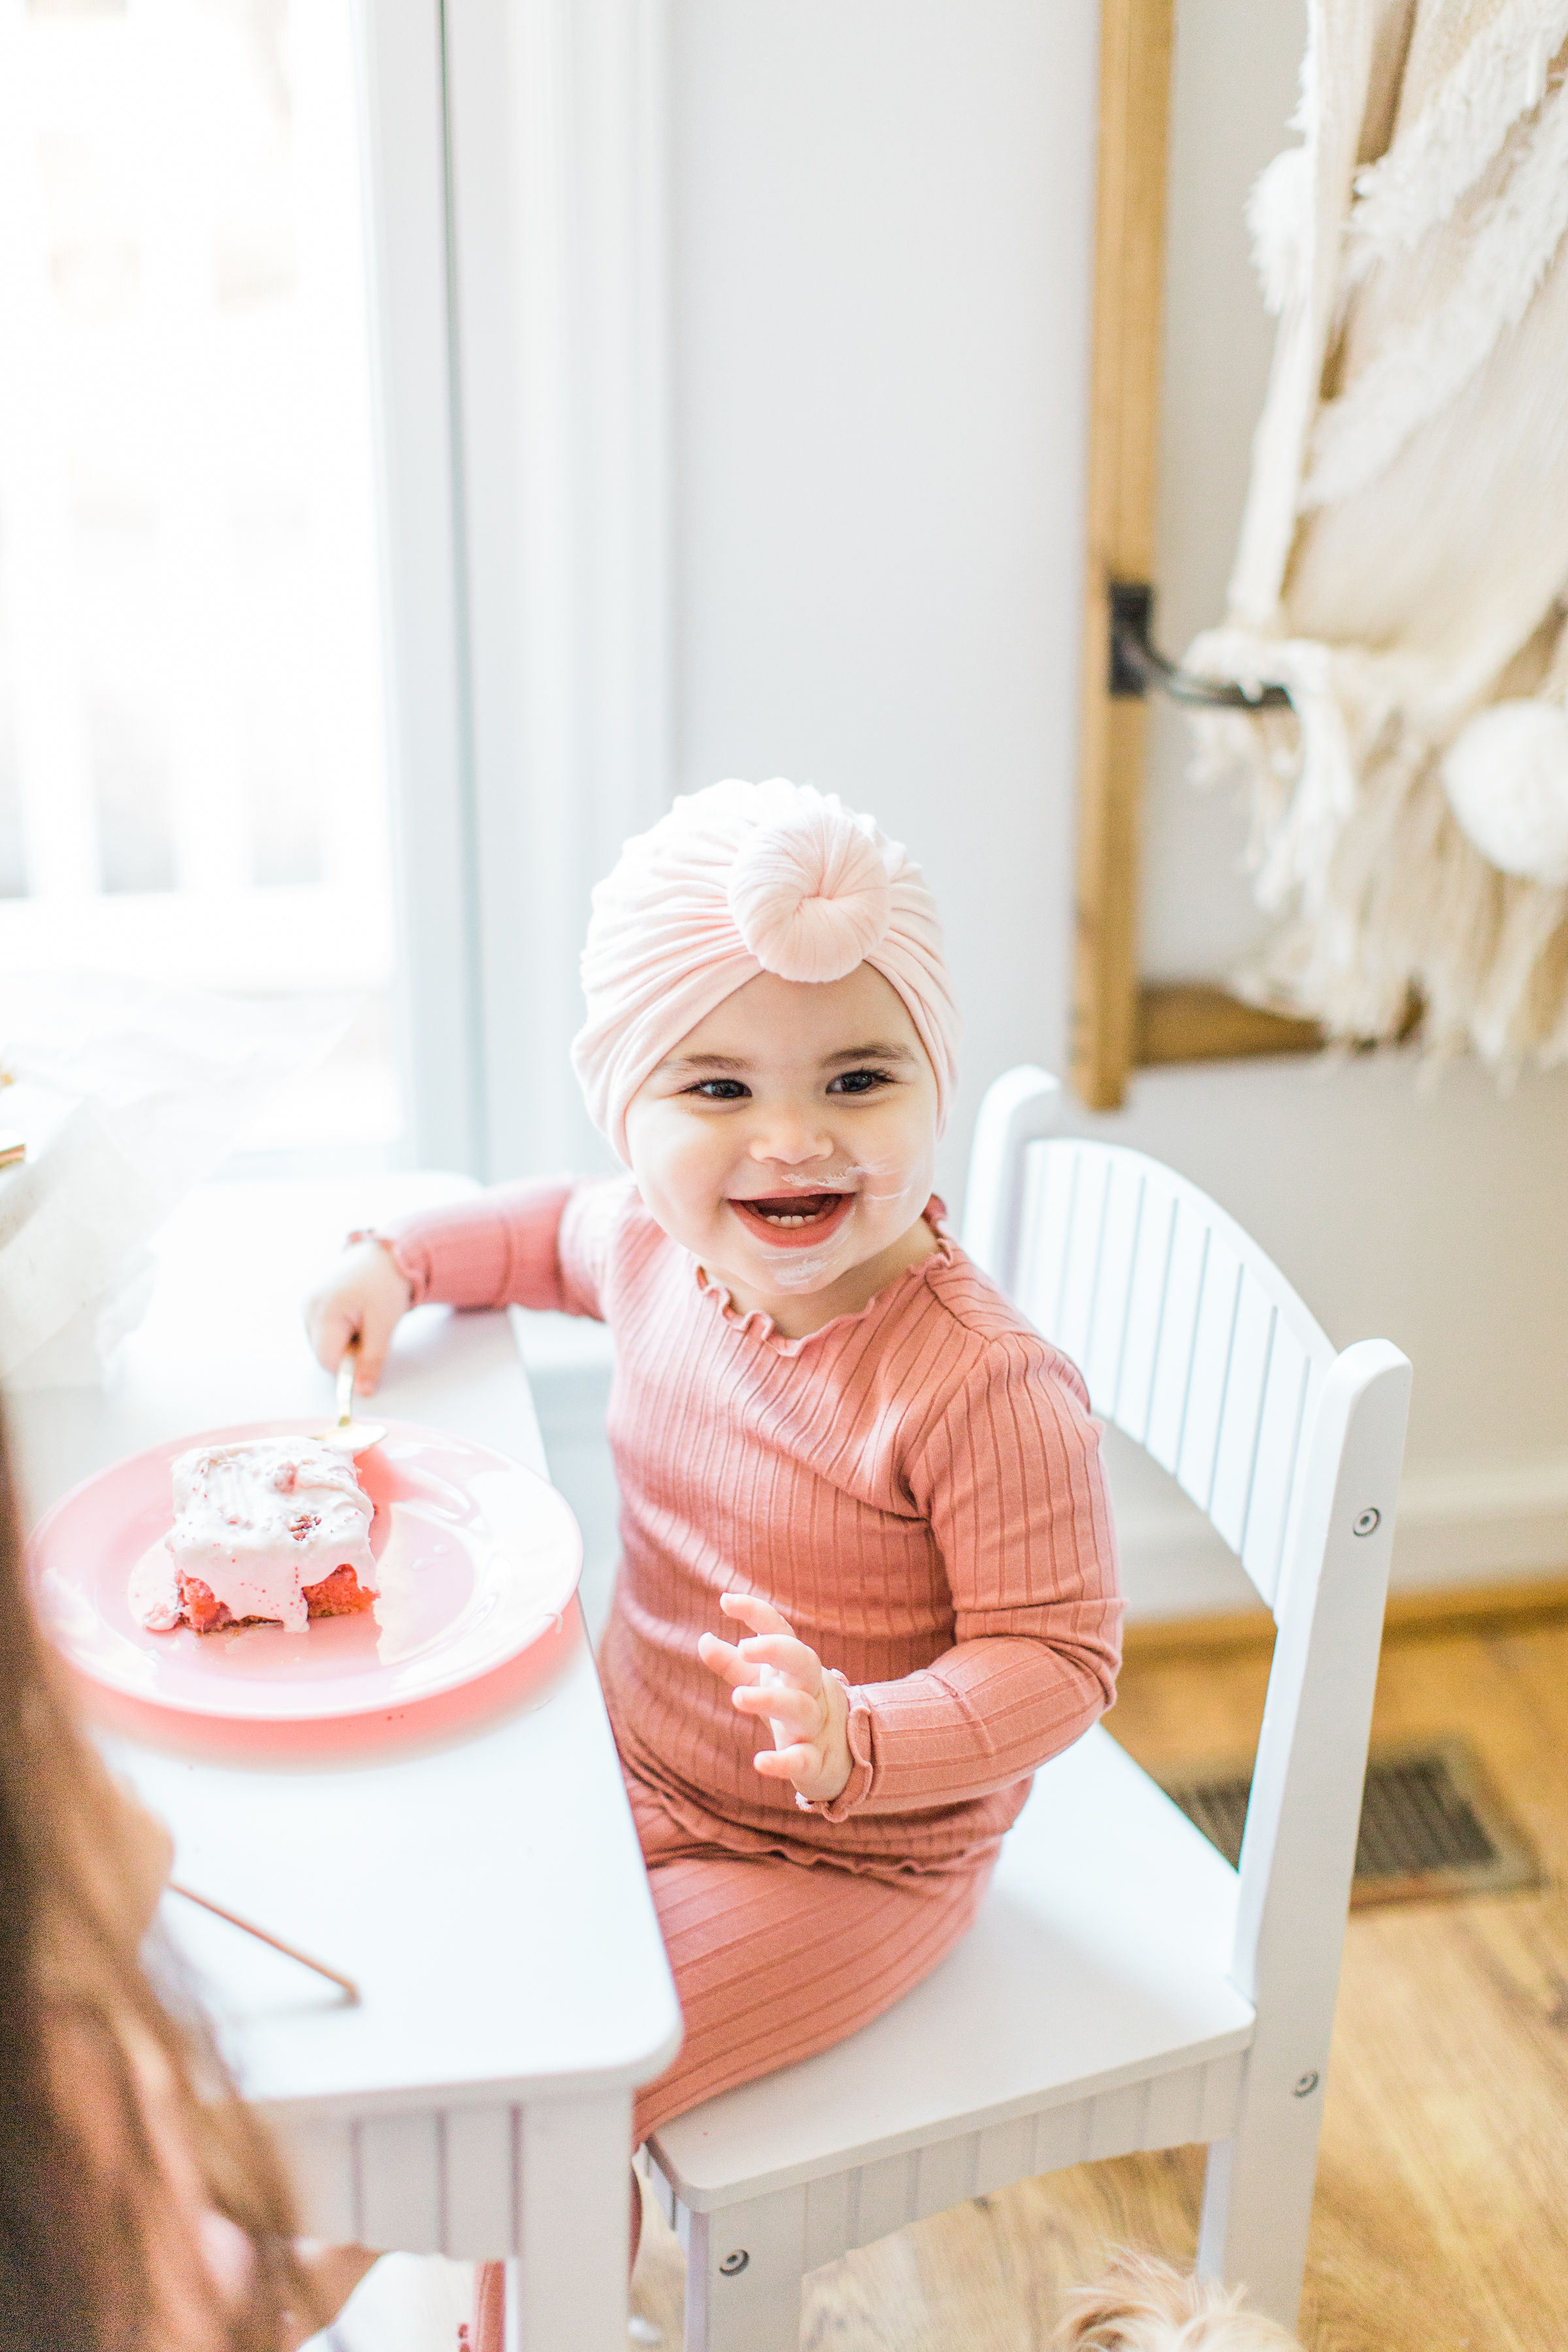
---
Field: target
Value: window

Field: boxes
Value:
[0,0,399,1157]
[3,0,671,1181]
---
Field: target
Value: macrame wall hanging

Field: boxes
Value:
[1188,0,1568,1067]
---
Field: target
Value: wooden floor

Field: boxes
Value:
[630,1612,1568,2349]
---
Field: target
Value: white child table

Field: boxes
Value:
[8,1176,681,2352]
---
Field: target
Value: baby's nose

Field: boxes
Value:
[747,1118,834,1166]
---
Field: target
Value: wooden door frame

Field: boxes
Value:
[1071,0,1320,1113]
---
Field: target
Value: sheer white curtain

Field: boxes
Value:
[363,0,672,1178]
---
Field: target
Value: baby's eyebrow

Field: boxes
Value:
[657,1052,751,1074]
[823,1041,917,1066]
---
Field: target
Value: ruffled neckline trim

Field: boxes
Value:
[694,1198,955,1355]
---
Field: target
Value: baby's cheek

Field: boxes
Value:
[859,1163,923,1214]
[629,1116,723,1239]
[857,1121,934,1219]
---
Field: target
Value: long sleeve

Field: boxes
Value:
[491,1197,1119,1880]
[811,1334,1122,1820]
[387,1177,597,1316]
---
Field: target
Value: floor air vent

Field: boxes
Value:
[1157,1736,1541,1907]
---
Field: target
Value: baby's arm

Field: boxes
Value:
[836,1333,1122,1814]
[826,1631,1115,1815]
[304,1176,610,1395]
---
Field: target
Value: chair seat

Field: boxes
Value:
[650,1726,1256,2212]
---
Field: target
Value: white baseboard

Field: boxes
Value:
[1113,1453,1568,1625]
[1390,1456,1568,1586]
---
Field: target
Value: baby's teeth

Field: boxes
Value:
[745,1198,847,1228]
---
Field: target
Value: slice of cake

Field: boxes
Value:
[131,1436,380,1635]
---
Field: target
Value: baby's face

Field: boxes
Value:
[624,964,939,1308]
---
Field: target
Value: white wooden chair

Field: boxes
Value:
[642,1066,1411,2347]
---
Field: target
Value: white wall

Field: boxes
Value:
[671,0,1093,1186]
[656,0,1568,1617]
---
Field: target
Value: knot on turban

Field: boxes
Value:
[572,778,960,1162]
[726,796,892,982]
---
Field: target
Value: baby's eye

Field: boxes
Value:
[827,1068,893,1096]
[688,1078,751,1102]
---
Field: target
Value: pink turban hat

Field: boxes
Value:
[572,778,960,1163]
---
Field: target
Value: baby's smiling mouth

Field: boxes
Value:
[732,1192,851,1232]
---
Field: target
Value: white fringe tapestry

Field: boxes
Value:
[1189,0,1568,1065]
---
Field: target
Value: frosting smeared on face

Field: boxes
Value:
[623,964,941,1339]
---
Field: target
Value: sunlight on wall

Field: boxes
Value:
[0,0,398,1150]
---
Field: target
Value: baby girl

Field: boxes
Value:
[307,777,1121,2147]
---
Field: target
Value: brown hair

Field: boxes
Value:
[0,1412,318,2351]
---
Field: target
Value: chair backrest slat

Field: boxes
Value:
[1053,1149,1111,1371]
[1082,1156,1144,1412]
[1174,1228,1243,1514]
[1015,1139,1077,1344]
[1209,1277,1275,1556]
[1239,1319,1316,1608]
[1108,1175,1176,1448]
[1144,1198,1211,1476]
[1009,1135,1335,1614]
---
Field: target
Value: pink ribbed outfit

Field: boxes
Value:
[389,1176,1121,2142]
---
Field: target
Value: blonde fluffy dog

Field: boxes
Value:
[1055,2253,1303,2350]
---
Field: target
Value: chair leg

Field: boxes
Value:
[1196,2061,1327,2329]
[681,2189,806,2352]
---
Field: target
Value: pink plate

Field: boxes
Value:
[29,1418,582,1725]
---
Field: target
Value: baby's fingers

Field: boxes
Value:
[350,1315,397,1397]
[719,1592,794,1641]
[737,1633,820,1685]
[696,1631,765,1689]
[306,1295,362,1380]
[752,1744,817,1784]
[731,1680,819,1737]
[312,1301,389,1396]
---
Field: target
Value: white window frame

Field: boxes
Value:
[357,0,672,1180]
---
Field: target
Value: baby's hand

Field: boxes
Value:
[698,1593,853,1808]
[302,1239,414,1396]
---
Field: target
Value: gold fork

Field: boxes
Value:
[325,1337,385,1454]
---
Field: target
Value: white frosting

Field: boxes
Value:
[129,1538,184,1633]
[146,1436,379,1634]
